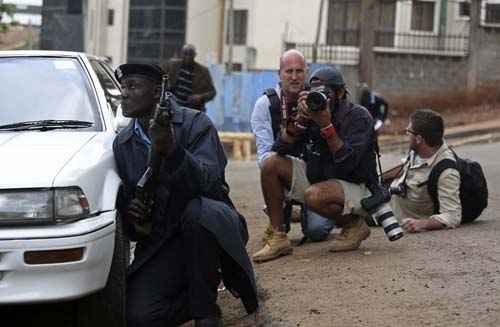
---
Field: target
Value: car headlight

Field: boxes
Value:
[0,187,90,225]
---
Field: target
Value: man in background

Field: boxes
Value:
[162,44,216,112]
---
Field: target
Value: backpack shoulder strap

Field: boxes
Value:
[428,158,458,214]
[264,88,281,139]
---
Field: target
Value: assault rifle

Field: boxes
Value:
[134,75,174,239]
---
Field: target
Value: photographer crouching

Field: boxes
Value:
[253,66,401,263]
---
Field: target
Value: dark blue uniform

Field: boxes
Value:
[114,105,258,326]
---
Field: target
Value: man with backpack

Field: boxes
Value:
[384,109,487,233]
[250,50,335,251]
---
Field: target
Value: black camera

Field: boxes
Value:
[306,86,329,112]
[361,185,404,242]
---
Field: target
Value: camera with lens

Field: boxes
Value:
[306,86,329,112]
[361,184,404,242]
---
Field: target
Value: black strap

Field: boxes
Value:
[427,158,458,214]
[264,88,281,140]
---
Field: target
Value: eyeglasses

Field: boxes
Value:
[406,128,417,136]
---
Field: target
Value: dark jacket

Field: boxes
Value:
[290,99,378,185]
[360,91,388,123]
[162,59,216,111]
[113,104,257,313]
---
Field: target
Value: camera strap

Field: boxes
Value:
[398,150,414,188]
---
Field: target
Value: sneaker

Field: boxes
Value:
[329,216,370,252]
[253,231,292,263]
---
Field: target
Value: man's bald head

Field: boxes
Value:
[181,44,197,65]
[279,49,307,97]
[279,49,306,72]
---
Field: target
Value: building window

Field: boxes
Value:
[376,0,397,47]
[108,9,114,26]
[411,0,435,32]
[327,0,361,46]
[485,3,500,24]
[67,0,82,14]
[226,10,247,45]
[457,1,470,18]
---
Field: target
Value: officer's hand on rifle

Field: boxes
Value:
[124,198,147,224]
[150,118,177,158]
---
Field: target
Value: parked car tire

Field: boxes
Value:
[75,216,129,327]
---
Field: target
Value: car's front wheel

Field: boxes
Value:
[75,216,129,327]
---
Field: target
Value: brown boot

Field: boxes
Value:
[261,224,274,245]
[329,216,370,252]
[253,231,292,263]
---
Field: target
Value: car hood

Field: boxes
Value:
[0,132,98,188]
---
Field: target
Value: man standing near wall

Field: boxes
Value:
[162,44,217,112]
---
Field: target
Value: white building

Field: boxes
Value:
[187,0,325,70]
[187,0,500,69]
[58,0,500,70]
[83,0,129,67]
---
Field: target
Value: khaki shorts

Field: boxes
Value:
[286,157,371,216]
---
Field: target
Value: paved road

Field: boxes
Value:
[222,141,500,326]
[2,141,499,326]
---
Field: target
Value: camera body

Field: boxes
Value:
[306,86,329,112]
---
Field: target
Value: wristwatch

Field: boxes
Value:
[320,123,336,139]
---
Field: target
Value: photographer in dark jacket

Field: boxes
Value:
[253,66,378,263]
[113,64,258,326]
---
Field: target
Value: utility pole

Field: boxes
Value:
[312,0,325,63]
[227,0,234,74]
[359,0,376,87]
[467,0,481,91]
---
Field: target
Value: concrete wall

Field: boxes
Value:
[105,0,128,66]
[476,26,500,85]
[186,0,223,65]
[372,51,467,96]
[83,0,128,67]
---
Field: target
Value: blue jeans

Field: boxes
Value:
[300,206,335,242]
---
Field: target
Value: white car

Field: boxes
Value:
[0,51,127,326]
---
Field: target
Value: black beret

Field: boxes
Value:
[115,63,164,83]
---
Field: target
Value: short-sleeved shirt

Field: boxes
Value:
[390,143,462,228]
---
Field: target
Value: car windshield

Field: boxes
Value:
[0,57,102,131]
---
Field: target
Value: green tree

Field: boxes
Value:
[0,3,16,34]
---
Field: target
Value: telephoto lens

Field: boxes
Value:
[306,86,328,112]
[361,188,404,242]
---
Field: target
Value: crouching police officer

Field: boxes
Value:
[253,66,378,262]
[113,64,258,326]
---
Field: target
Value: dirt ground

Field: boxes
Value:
[217,142,500,327]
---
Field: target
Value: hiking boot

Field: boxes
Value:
[253,231,292,263]
[329,216,370,252]
[261,224,274,244]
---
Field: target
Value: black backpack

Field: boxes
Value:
[427,149,488,224]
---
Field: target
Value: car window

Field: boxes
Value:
[0,57,102,130]
[90,60,122,115]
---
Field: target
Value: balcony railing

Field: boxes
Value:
[374,31,469,55]
[284,42,360,65]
